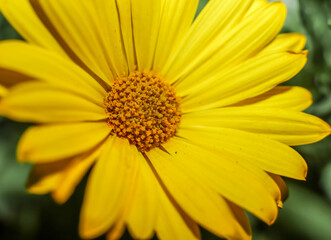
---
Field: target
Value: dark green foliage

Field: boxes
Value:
[0,14,20,40]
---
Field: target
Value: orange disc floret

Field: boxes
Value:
[104,71,182,152]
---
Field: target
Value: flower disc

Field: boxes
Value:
[104,71,182,152]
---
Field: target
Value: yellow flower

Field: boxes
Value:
[0,0,330,239]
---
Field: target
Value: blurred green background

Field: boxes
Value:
[0,0,331,239]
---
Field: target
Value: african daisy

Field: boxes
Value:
[0,0,330,239]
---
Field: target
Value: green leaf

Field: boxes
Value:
[299,0,331,66]
[0,13,21,40]
[195,0,209,19]
[277,182,331,240]
[0,120,31,222]
[321,163,331,201]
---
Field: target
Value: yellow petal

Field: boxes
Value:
[163,0,253,79]
[247,0,268,15]
[0,68,30,90]
[0,41,105,101]
[107,152,141,240]
[0,84,7,97]
[155,182,201,240]
[79,136,138,239]
[0,81,106,123]
[269,173,289,208]
[27,145,104,203]
[181,107,331,146]
[153,0,199,73]
[106,222,126,240]
[166,2,286,83]
[180,51,307,112]
[0,0,65,55]
[159,137,278,226]
[126,153,201,240]
[131,0,162,71]
[262,33,306,54]
[26,160,68,194]
[147,147,253,239]
[52,144,104,204]
[18,122,109,163]
[127,153,157,239]
[116,0,136,72]
[229,86,312,111]
[227,202,252,239]
[29,0,113,84]
[88,1,128,78]
[166,136,281,204]
[177,127,308,180]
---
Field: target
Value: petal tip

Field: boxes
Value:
[16,140,30,163]
[301,50,309,57]
[269,1,287,18]
[78,221,91,240]
[266,205,278,226]
[302,166,308,181]
[16,150,27,163]
[277,200,283,208]
[26,184,49,195]
[297,34,307,49]
[78,220,105,240]
[306,89,313,103]
[51,191,68,205]
[0,103,6,115]
[322,122,331,137]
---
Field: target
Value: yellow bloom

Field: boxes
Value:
[0,0,330,239]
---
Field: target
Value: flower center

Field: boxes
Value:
[104,71,182,152]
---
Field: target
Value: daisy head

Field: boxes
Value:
[0,0,330,239]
